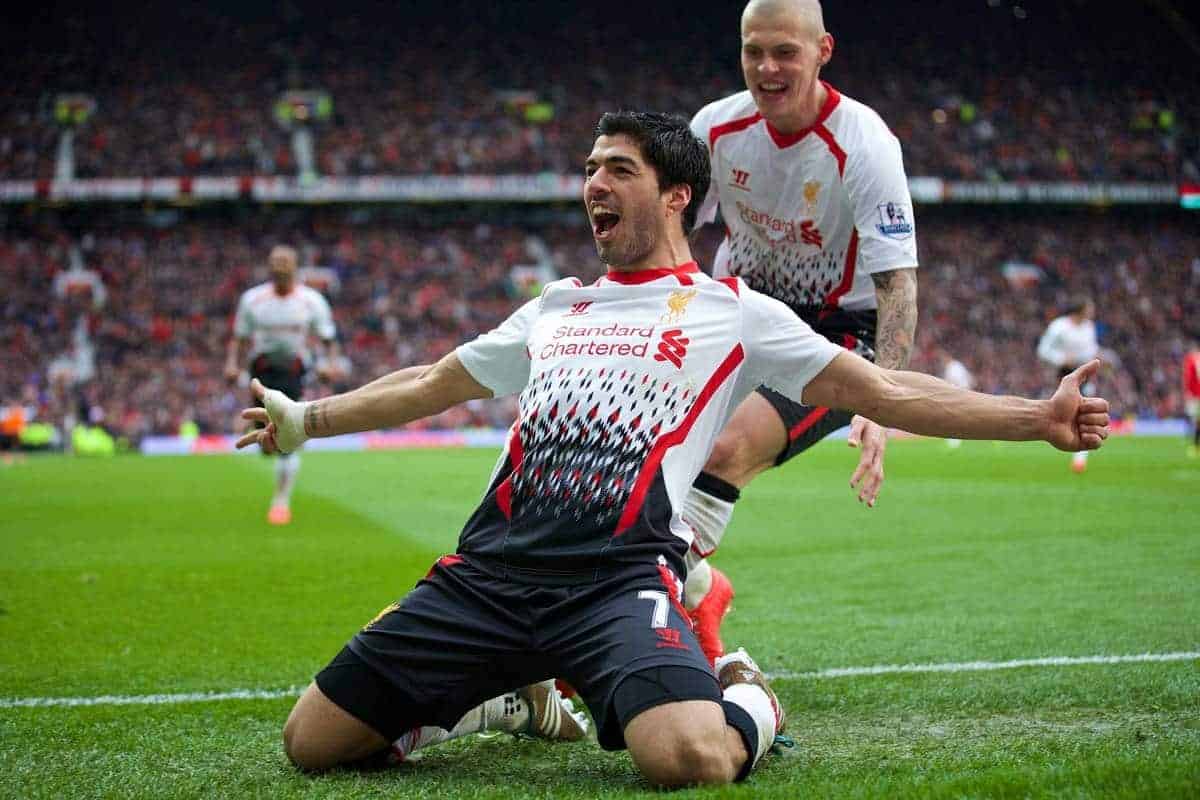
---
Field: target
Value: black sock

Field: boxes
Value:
[721,699,759,782]
[693,471,741,503]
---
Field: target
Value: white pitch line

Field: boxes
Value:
[2,652,1196,710]
[768,651,1200,680]
[0,687,304,709]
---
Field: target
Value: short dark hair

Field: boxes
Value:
[1066,296,1093,315]
[594,111,711,233]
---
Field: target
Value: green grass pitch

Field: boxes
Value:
[1,437,1197,798]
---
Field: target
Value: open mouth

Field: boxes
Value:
[592,210,621,240]
[758,82,788,98]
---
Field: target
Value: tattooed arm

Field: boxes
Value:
[845,267,918,506]
[870,267,919,370]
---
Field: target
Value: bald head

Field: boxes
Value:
[742,0,826,37]
[268,244,298,292]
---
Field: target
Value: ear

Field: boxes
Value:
[664,183,691,220]
[819,33,834,66]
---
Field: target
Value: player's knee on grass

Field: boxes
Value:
[615,669,740,786]
[623,700,739,787]
[283,683,388,771]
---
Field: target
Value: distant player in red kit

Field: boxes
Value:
[1184,344,1200,457]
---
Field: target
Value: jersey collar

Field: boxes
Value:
[763,81,841,149]
[602,261,700,285]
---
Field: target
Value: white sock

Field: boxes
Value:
[682,485,735,606]
[273,453,300,506]
[723,683,776,767]
[683,558,713,610]
[389,692,531,761]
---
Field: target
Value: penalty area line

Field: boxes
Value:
[2,652,1197,709]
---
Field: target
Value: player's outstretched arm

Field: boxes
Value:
[803,353,1110,452]
[236,353,491,454]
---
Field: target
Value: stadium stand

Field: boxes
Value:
[1,1,1196,181]
[3,208,1197,444]
[2,0,1198,448]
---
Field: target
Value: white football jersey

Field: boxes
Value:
[691,83,918,313]
[454,262,842,582]
[1037,315,1099,368]
[232,282,337,368]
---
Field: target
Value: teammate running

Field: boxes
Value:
[237,112,1109,787]
[224,245,341,524]
[683,0,920,662]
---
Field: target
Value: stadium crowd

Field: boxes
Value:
[2,2,1196,183]
[3,210,1197,445]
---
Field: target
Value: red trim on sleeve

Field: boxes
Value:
[615,345,746,536]
[718,277,740,296]
[763,82,842,149]
[788,406,830,442]
[823,228,858,309]
[603,261,700,285]
[494,421,525,520]
[709,113,762,151]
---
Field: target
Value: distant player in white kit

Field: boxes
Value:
[939,350,974,448]
[224,245,341,523]
[1037,297,1099,473]
[683,0,920,662]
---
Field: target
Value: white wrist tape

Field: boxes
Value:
[262,388,309,454]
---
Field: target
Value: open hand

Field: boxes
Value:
[235,379,308,454]
[847,415,887,507]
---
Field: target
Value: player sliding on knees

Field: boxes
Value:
[240,111,1109,787]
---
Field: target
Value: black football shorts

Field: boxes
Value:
[315,554,717,750]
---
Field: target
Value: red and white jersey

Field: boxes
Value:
[454,261,842,582]
[691,83,918,314]
[1036,315,1098,368]
[232,282,336,368]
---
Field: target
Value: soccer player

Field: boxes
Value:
[238,112,1109,787]
[1184,343,1200,457]
[224,245,341,524]
[683,0,920,662]
[1037,298,1099,472]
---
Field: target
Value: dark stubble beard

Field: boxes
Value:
[594,206,657,267]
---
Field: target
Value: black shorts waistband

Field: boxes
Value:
[459,553,683,587]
